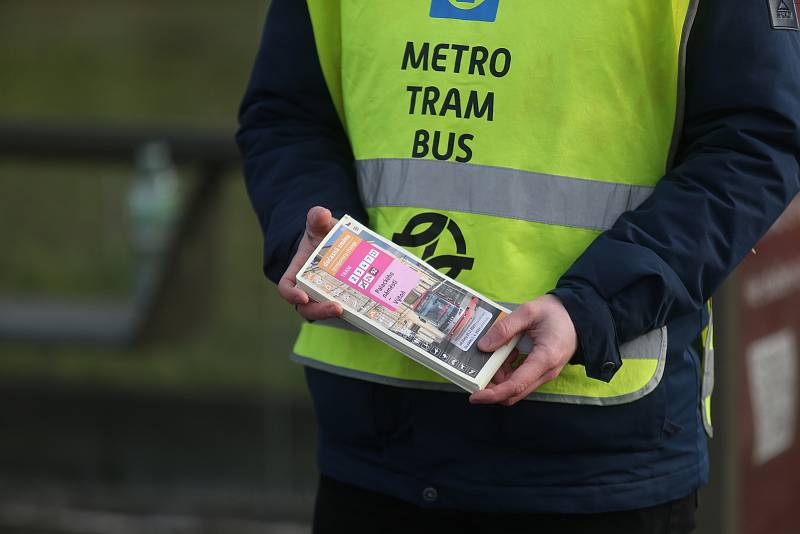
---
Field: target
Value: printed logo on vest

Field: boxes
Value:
[429,0,499,23]
[392,212,475,279]
[768,0,799,30]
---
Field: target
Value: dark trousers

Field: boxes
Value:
[313,475,697,534]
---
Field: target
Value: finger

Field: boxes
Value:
[477,302,540,352]
[490,349,519,385]
[306,206,337,241]
[277,275,309,305]
[280,251,312,294]
[469,381,505,404]
[278,207,337,299]
[500,352,560,406]
[489,362,512,385]
[296,301,343,321]
[470,349,550,405]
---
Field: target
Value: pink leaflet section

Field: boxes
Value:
[336,241,420,311]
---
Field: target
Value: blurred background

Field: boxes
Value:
[0,1,313,532]
[1,2,799,533]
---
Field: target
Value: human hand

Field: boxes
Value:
[469,294,578,406]
[277,206,343,321]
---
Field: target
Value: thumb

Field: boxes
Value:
[478,302,538,352]
[306,206,335,240]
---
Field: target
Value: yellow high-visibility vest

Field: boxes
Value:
[293,0,712,430]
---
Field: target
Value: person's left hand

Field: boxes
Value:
[469,294,578,406]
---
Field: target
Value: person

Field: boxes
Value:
[237,0,800,532]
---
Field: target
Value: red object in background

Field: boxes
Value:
[738,196,800,534]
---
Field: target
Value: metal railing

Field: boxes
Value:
[0,120,241,345]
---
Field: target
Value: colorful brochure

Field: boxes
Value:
[296,215,519,392]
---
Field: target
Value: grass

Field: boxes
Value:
[0,0,311,399]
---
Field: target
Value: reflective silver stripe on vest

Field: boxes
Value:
[295,324,667,405]
[356,158,655,232]
[701,307,715,437]
[526,326,667,405]
[318,306,659,361]
[292,352,463,393]
[667,0,700,170]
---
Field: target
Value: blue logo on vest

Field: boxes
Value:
[430,0,499,22]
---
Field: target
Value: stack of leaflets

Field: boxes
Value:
[296,215,520,393]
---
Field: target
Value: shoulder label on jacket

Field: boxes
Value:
[768,0,799,31]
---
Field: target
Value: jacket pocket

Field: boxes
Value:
[499,376,668,454]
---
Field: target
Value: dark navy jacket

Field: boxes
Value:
[238,0,800,513]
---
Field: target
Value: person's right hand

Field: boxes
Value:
[277,206,344,321]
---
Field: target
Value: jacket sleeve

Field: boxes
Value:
[236,0,367,284]
[551,0,800,382]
